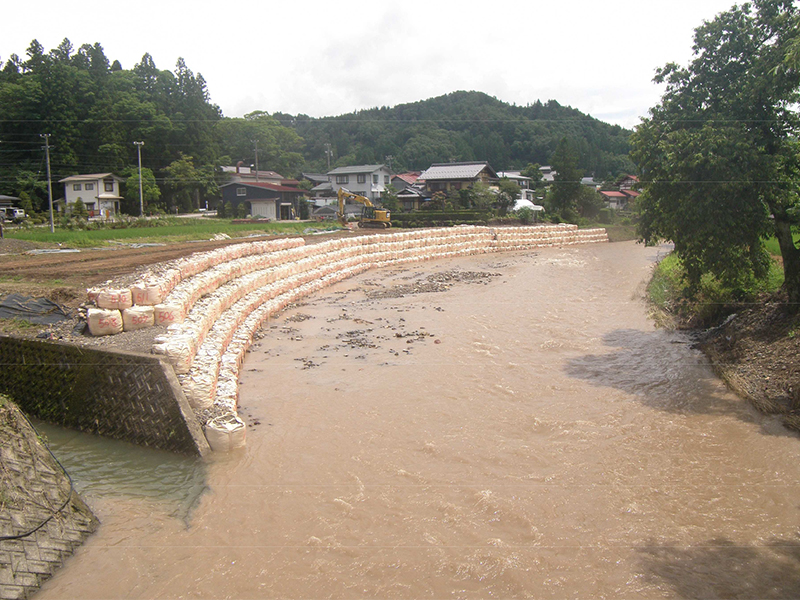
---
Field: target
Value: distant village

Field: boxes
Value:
[0,161,639,222]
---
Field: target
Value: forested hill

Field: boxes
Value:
[0,39,633,215]
[274,91,635,177]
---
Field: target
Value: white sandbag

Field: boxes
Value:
[87,308,123,336]
[154,303,185,326]
[204,413,246,451]
[122,306,155,331]
[131,282,166,306]
[96,288,133,310]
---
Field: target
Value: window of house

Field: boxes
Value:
[357,174,366,184]
[336,175,349,184]
[85,183,94,190]
[373,175,379,184]
[384,176,389,184]
[73,184,82,191]
[104,181,114,192]
[236,187,247,196]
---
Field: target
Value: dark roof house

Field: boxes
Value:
[418,161,498,194]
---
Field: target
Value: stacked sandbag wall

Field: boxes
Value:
[83,225,607,450]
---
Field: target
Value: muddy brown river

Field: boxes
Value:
[37,241,800,599]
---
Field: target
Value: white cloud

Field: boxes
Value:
[2,0,737,127]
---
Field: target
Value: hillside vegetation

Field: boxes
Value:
[276,91,635,175]
[0,40,634,217]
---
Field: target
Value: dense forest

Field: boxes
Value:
[275,92,635,176]
[0,39,634,215]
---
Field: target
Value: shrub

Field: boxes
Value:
[598,208,614,224]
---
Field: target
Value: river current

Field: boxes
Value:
[37,241,800,599]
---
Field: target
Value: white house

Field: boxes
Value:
[58,173,124,218]
[497,170,538,202]
[326,164,392,203]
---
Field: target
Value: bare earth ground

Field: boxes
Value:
[0,235,797,430]
[696,294,800,431]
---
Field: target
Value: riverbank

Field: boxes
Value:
[696,292,800,432]
[0,397,98,600]
[645,250,800,432]
[36,240,800,599]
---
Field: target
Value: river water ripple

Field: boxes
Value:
[38,241,800,599]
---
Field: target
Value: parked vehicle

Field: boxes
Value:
[0,208,27,223]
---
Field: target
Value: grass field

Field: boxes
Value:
[3,218,342,247]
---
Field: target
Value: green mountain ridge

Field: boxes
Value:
[276,91,635,177]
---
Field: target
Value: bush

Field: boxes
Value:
[516,207,534,224]
[598,208,614,224]
[648,252,784,328]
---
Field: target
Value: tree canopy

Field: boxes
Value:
[0,40,302,214]
[275,91,635,177]
[631,0,800,305]
[0,39,634,217]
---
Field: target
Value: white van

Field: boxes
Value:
[0,208,26,222]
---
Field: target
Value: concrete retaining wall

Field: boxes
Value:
[0,337,210,456]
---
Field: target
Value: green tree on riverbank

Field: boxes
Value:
[631,0,800,307]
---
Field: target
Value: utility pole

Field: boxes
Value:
[134,141,145,217]
[40,134,54,233]
[252,139,259,182]
[324,143,332,170]
[385,154,394,172]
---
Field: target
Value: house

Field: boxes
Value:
[599,190,628,210]
[581,176,600,188]
[497,171,538,202]
[301,173,330,187]
[599,175,640,210]
[221,164,285,185]
[391,172,421,191]
[418,161,498,195]
[0,195,20,211]
[311,204,338,221]
[58,173,124,218]
[539,165,556,184]
[618,175,639,190]
[219,181,307,220]
[326,164,392,203]
[397,187,427,212]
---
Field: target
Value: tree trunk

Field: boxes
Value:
[774,218,800,311]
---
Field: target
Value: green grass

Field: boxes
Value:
[602,224,638,243]
[648,251,785,327]
[763,231,800,257]
[4,218,342,248]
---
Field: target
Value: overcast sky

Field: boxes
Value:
[3,0,739,129]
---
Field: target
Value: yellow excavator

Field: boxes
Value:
[337,188,391,229]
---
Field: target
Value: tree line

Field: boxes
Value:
[0,39,304,214]
[275,91,635,177]
[0,40,635,217]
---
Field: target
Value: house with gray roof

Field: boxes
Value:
[327,164,392,202]
[58,173,124,218]
[418,161,498,195]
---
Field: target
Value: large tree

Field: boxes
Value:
[631,0,800,304]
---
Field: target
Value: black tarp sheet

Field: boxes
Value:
[0,294,71,324]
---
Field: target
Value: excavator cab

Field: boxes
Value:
[361,206,391,228]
